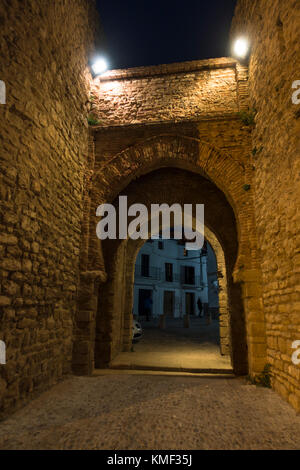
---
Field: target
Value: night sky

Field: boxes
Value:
[95,0,237,70]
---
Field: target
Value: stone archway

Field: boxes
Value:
[74,134,266,377]
[117,226,231,359]
[94,166,246,373]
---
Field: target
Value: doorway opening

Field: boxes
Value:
[138,289,153,320]
[110,237,231,373]
[164,291,175,317]
[94,167,249,375]
[185,292,195,316]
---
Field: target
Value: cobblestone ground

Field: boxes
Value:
[0,374,300,450]
[111,318,232,371]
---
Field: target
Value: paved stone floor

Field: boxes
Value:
[0,373,300,450]
[111,317,232,372]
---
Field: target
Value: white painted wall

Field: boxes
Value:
[133,239,212,318]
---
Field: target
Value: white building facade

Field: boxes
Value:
[133,238,218,319]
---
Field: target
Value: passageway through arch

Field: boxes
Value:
[94,167,248,374]
[108,236,232,373]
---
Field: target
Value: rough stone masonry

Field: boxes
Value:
[231,0,300,413]
[0,0,98,416]
[0,0,299,418]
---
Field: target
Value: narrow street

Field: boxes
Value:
[111,317,232,372]
[0,373,299,450]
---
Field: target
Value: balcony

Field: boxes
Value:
[135,265,203,287]
[135,265,161,280]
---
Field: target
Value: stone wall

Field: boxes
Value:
[75,55,270,380]
[231,0,300,411]
[0,0,97,416]
[91,58,249,126]
[82,116,266,377]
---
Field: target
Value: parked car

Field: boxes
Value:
[132,318,143,342]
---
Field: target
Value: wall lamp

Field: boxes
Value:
[232,37,250,60]
[90,56,108,77]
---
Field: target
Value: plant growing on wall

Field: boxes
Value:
[87,113,101,126]
[247,364,272,388]
[252,146,264,156]
[87,93,101,125]
[237,108,257,126]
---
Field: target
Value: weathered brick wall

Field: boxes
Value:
[231,0,300,411]
[91,59,249,126]
[93,118,252,169]
[0,0,96,416]
[80,56,268,380]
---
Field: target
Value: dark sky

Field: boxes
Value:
[95,0,237,70]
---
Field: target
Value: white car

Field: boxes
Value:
[132,319,143,342]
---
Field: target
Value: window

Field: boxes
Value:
[201,240,207,255]
[165,263,173,282]
[141,254,150,277]
[182,266,195,285]
[158,241,164,250]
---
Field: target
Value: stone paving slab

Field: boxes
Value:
[0,374,299,450]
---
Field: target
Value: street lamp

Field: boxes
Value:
[91,57,108,76]
[233,37,250,59]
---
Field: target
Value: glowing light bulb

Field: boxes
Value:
[233,38,250,59]
[91,57,108,76]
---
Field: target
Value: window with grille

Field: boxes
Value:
[182,266,195,285]
[141,254,150,277]
[165,263,173,282]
